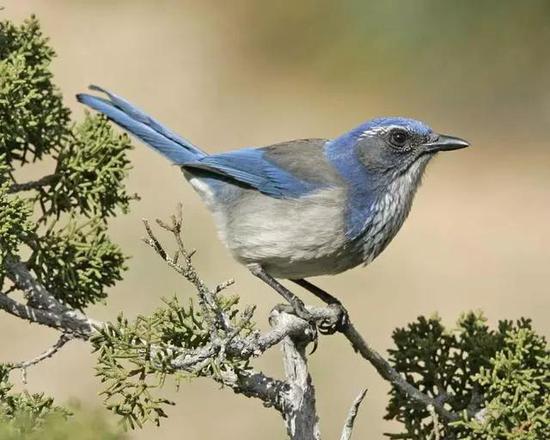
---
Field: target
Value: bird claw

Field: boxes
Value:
[318,302,349,335]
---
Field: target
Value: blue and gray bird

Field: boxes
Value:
[77,86,469,323]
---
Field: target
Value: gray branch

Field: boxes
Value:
[219,369,289,413]
[275,311,320,440]
[0,288,98,337]
[5,257,65,313]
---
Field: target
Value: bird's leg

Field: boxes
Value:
[291,279,349,335]
[248,265,313,322]
[291,279,340,304]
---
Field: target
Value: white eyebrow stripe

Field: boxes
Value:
[358,125,399,139]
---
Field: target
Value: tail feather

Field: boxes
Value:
[76,85,206,164]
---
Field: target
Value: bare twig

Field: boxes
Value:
[10,334,72,383]
[142,218,167,259]
[340,389,368,440]
[142,208,233,332]
[214,279,235,294]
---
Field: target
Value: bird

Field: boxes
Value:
[77,85,469,327]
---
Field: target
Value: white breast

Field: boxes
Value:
[362,156,431,264]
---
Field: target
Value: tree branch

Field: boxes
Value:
[219,369,289,413]
[1,205,465,438]
[275,310,320,440]
[4,256,65,313]
[142,206,232,332]
[0,290,97,337]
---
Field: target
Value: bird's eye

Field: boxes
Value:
[389,129,409,147]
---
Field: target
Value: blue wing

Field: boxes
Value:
[183,139,337,198]
[183,148,312,198]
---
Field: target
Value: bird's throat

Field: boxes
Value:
[359,155,432,264]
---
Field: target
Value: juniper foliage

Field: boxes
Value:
[386,312,549,440]
[0,15,133,310]
[0,14,133,433]
[91,295,255,429]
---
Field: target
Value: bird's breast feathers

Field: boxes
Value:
[360,155,431,264]
[222,186,362,278]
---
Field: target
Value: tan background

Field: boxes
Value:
[2,1,550,439]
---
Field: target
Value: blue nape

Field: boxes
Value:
[324,136,377,240]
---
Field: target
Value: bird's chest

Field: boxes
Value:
[358,179,418,265]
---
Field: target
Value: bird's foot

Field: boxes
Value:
[318,301,349,335]
[290,278,350,334]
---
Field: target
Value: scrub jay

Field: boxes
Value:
[77,86,469,327]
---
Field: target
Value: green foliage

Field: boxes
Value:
[44,115,134,219]
[0,181,32,279]
[456,325,549,439]
[0,16,70,165]
[0,14,132,309]
[28,220,126,310]
[386,312,549,440]
[0,14,134,434]
[91,295,254,429]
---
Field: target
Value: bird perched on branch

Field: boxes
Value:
[77,86,469,327]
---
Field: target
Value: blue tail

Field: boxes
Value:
[76,85,206,164]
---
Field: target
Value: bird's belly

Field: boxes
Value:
[235,234,364,279]
[229,219,364,279]
[190,179,363,279]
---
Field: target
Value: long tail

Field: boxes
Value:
[76,85,206,163]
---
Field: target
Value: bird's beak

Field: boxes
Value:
[423,134,470,152]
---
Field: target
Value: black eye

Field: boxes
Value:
[389,129,409,147]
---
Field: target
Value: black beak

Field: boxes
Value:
[423,134,470,152]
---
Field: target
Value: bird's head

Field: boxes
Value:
[350,117,469,178]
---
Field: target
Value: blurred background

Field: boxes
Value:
[3,1,550,438]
